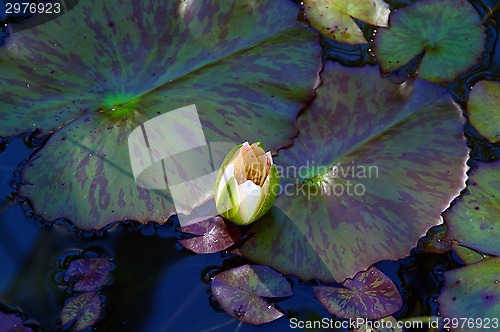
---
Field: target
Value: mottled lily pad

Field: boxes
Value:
[61,292,102,331]
[467,80,500,143]
[374,0,485,82]
[304,0,390,44]
[437,257,500,331]
[239,62,468,282]
[211,264,292,324]
[2,0,321,230]
[353,316,403,332]
[314,266,402,319]
[444,161,500,256]
[64,258,112,292]
[179,216,242,254]
[0,312,32,332]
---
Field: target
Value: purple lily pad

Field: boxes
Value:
[64,258,111,292]
[239,62,468,282]
[211,264,292,324]
[179,216,242,254]
[314,266,403,319]
[0,312,32,332]
[437,257,500,331]
[61,292,102,331]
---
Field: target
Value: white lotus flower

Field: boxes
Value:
[214,142,279,225]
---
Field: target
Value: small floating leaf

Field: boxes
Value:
[179,216,242,254]
[239,62,469,282]
[0,312,32,332]
[61,292,102,331]
[64,258,112,292]
[467,80,500,143]
[304,0,390,44]
[437,257,500,330]
[211,264,292,324]
[444,161,500,256]
[374,0,485,82]
[314,267,402,319]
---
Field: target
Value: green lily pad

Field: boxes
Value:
[239,62,469,282]
[211,264,292,325]
[3,0,321,230]
[314,266,402,319]
[444,161,500,256]
[304,0,390,44]
[437,257,500,331]
[452,242,490,266]
[61,292,102,331]
[374,0,486,82]
[468,80,500,143]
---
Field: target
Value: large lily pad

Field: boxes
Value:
[444,161,500,256]
[314,266,402,319]
[437,257,500,331]
[211,264,292,324]
[304,0,390,44]
[239,62,469,282]
[467,80,500,143]
[2,0,322,230]
[61,292,102,331]
[374,0,485,83]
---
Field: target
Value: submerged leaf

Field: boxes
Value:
[0,312,32,332]
[304,0,390,44]
[61,292,102,331]
[314,266,402,319]
[239,62,468,282]
[64,258,112,292]
[444,161,500,256]
[374,0,485,82]
[5,0,321,230]
[467,80,500,143]
[179,216,242,254]
[211,264,292,324]
[437,257,500,331]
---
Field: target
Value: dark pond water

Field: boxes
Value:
[1,0,499,331]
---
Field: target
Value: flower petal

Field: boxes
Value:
[235,180,264,225]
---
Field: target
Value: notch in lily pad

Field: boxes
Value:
[211,264,292,324]
[64,258,112,292]
[313,266,402,319]
[374,0,486,82]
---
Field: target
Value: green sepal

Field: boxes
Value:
[251,164,280,222]
[216,176,240,220]
[214,143,243,199]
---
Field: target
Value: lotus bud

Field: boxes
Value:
[214,142,279,225]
